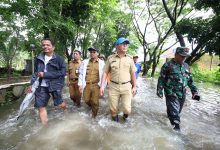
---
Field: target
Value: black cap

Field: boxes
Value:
[88,47,99,52]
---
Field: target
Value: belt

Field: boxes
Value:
[86,81,98,84]
[70,78,78,81]
[110,80,131,85]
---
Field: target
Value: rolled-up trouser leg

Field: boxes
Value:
[165,95,185,125]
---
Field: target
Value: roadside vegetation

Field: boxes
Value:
[191,66,220,84]
[191,55,220,84]
[142,55,220,85]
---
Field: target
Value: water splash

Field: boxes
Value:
[0,77,219,149]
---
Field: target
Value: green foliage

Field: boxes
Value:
[63,0,93,26]
[191,64,220,84]
[194,0,220,14]
[0,69,23,78]
[0,0,139,62]
[0,30,26,70]
[176,17,220,55]
[176,0,220,57]
[127,33,140,55]
[0,90,15,107]
[80,0,137,58]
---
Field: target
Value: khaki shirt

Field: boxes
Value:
[68,59,81,80]
[85,59,99,83]
[104,53,136,83]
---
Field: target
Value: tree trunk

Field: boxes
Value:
[162,0,186,46]
[175,30,186,46]
[151,62,156,77]
[43,0,50,38]
[6,63,12,81]
[151,49,157,77]
[145,60,152,76]
[142,48,148,76]
[143,53,153,76]
[151,49,163,77]
[188,51,206,65]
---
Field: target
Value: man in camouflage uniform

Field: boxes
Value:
[67,50,82,107]
[157,47,199,130]
[100,37,137,122]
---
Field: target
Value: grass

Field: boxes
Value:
[148,54,220,85]
[190,54,220,84]
[191,64,220,84]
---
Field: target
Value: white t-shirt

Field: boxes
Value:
[41,55,52,87]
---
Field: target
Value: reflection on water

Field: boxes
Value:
[0,77,219,150]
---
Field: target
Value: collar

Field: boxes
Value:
[72,59,81,63]
[89,58,99,62]
[37,52,56,61]
[171,58,183,66]
[115,52,127,58]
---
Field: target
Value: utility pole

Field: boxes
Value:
[30,44,35,74]
[209,50,215,71]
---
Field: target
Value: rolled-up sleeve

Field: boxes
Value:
[103,58,110,74]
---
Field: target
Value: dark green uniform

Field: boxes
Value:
[157,59,198,125]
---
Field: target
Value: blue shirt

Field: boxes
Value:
[135,63,141,79]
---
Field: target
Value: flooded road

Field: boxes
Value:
[0,77,219,150]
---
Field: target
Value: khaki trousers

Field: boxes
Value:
[69,81,81,106]
[83,83,100,117]
[108,82,132,116]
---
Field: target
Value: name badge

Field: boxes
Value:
[75,69,79,74]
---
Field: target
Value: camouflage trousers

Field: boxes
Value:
[165,95,185,125]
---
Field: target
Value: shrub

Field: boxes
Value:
[191,64,220,84]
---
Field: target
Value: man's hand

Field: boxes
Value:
[132,87,137,97]
[192,93,200,101]
[37,72,44,78]
[156,92,163,99]
[100,86,105,96]
[26,86,32,93]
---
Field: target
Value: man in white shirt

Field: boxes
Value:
[78,47,105,118]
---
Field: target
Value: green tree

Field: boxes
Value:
[161,0,190,47]
[0,31,25,80]
[0,0,138,65]
[129,0,177,76]
[176,0,220,64]
[0,1,27,79]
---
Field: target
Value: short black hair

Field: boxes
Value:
[41,38,55,46]
[74,50,82,55]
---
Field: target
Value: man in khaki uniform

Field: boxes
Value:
[67,50,82,107]
[78,47,105,118]
[100,37,137,122]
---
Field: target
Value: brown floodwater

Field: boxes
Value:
[0,77,219,150]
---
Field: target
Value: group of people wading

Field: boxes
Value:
[27,37,200,131]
